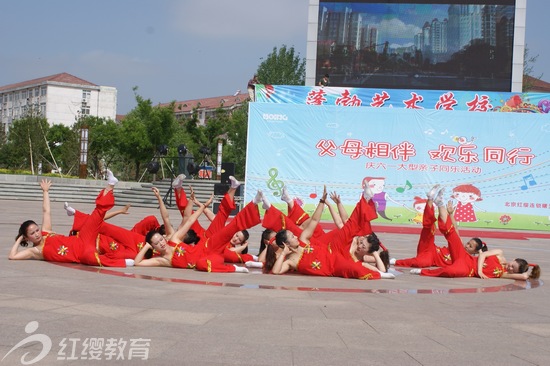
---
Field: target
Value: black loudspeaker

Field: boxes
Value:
[147,161,160,174]
[213,183,241,215]
[213,183,241,196]
[220,162,235,184]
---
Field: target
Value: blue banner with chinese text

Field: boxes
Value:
[245,103,550,231]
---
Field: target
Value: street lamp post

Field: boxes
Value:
[79,126,89,179]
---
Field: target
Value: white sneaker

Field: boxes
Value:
[64,202,75,216]
[253,190,263,204]
[106,169,118,186]
[125,259,135,267]
[434,188,446,207]
[410,268,421,275]
[363,185,374,201]
[427,184,440,200]
[380,272,395,279]
[229,176,240,189]
[389,258,396,265]
[245,261,263,269]
[234,265,249,273]
[172,174,185,189]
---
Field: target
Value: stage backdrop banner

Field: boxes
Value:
[255,85,550,114]
[245,102,550,231]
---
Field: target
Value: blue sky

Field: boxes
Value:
[1,1,547,115]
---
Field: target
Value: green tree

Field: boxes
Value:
[523,46,543,92]
[74,116,121,178]
[222,103,248,178]
[2,113,49,173]
[117,116,151,181]
[118,89,178,180]
[256,45,306,85]
[47,124,79,176]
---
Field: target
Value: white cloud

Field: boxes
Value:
[377,18,421,40]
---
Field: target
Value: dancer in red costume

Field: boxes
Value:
[171,174,240,241]
[410,187,541,280]
[392,185,486,269]
[134,192,263,273]
[65,200,162,260]
[263,185,394,279]
[262,186,389,273]
[9,171,133,267]
[393,185,453,268]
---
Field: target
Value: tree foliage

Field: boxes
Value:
[256,45,306,85]
[523,46,543,92]
[2,112,49,172]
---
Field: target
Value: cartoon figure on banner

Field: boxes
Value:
[451,183,484,223]
[362,176,405,221]
[405,196,427,225]
[451,135,476,145]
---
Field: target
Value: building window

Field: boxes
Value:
[40,86,46,96]
[39,103,46,116]
[81,105,90,115]
[82,90,91,100]
[34,88,39,97]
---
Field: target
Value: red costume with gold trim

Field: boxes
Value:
[222,247,255,263]
[41,190,127,267]
[169,201,261,272]
[175,188,236,241]
[70,211,148,258]
[395,203,452,268]
[419,215,504,278]
[286,200,325,239]
[268,197,382,280]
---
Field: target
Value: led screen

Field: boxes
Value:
[309,0,519,91]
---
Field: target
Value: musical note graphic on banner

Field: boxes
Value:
[520,174,537,190]
[266,168,285,196]
[396,180,412,193]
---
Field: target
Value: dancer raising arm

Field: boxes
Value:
[269,185,394,279]
[9,171,133,267]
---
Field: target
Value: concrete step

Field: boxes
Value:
[0,175,227,210]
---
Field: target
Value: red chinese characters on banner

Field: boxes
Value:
[457,144,479,164]
[363,141,416,161]
[317,139,417,161]
[466,94,493,111]
[315,139,338,157]
[403,92,424,109]
[484,147,534,165]
[435,92,458,110]
[428,144,459,162]
[335,89,362,106]
[306,89,328,105]
[370,91,390,107]
[316,138,533,168]
[339,139,364,159]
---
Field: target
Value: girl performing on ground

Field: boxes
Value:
[134,192,263,273]
[264,185,394,279]
[9,172,134,267]
[410,187,540,280]
[392,185,485,269]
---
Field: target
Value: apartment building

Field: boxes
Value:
[159,92,249,126]
[0,72,117,132]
